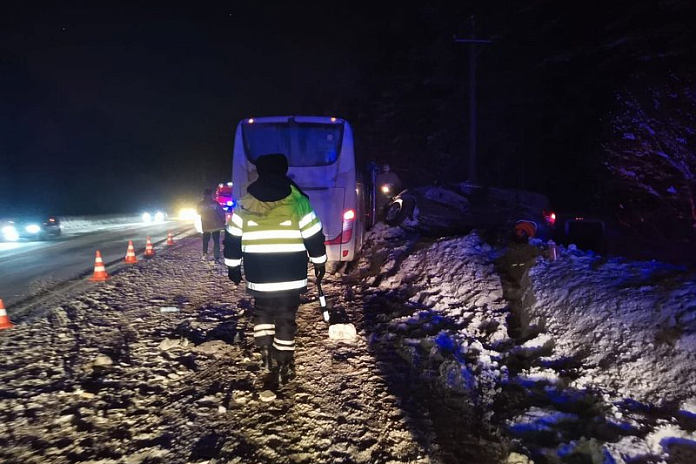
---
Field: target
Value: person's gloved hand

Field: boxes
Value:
[227,267,242,285]
[314,262,326,281]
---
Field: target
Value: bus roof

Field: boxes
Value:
[238,115,346,125]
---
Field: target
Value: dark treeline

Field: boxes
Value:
[323,1,695,262]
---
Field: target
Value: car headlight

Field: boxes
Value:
[154,211,165,222]
[142,212,152,222]
[25,224,41,234]
[2,225,19,241]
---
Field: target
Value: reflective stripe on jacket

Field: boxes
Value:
[223,185,327,296]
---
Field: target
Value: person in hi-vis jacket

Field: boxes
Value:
[223,153,326,385]
[196,188,226,262]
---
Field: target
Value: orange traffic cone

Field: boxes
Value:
[0,299,14,330]
[90,250,109,281]
[166,232,174,246]
[124,240,138,263]
[144,236,155,258]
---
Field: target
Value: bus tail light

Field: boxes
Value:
[325,209,355,245]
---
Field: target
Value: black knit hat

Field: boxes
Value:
[255,153,288,177]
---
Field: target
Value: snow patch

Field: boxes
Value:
[58,214,145,232]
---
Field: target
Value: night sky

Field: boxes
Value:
[1,2,388,215]
[2,1,694,221]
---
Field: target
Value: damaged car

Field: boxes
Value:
[384,182,556,240]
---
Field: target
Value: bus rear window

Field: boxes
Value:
[242,122,343,167]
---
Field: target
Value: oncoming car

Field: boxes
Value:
[0,215,62,241]
[384,182,556,241]
[141,210,168,223]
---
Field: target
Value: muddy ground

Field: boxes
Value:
[0,233,506,464]
[4,229,692,464]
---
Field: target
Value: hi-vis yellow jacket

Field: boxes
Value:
[223,186,327,296]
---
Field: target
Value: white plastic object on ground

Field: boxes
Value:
[328,323,357,341]
[160,306,180,313]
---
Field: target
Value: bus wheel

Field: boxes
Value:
[385,197,415,226]
[327,261,346,275]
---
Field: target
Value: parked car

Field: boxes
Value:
[384,182,556,240]
[0,215,62,241]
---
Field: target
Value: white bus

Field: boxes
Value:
[231,116,365,262]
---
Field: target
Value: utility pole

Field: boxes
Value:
[455,16,492,184]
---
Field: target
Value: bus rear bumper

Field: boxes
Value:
[326,244,356,262]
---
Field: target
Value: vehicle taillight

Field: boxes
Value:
[325,209,355,245]
[544,211,557,226]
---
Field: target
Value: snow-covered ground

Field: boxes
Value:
[1,223,695,463]
[353,225,696,463]
[0,229,505,464]
[57,215,170,236]
[524,246,696,462]
[57,215,145,232]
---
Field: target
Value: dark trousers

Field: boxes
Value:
[253,293,300,363]
[202,230,221,258]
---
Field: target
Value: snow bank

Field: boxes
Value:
[522,245,696,462]
[58,215,145,232]
[360,224,696,463]
[528,248,696,406]
[356,225,509,416]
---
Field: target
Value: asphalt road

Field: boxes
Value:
[0,218,194,312]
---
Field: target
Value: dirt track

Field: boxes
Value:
[0,234,504,464]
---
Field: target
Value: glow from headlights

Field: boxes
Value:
[154,211,165,222]
[2,225,19,241]
[142,212,152,222]
[25,224,41,234]
[178,208,198,220]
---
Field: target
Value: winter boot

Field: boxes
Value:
[276,358,296,385]
[259,346,273,372]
